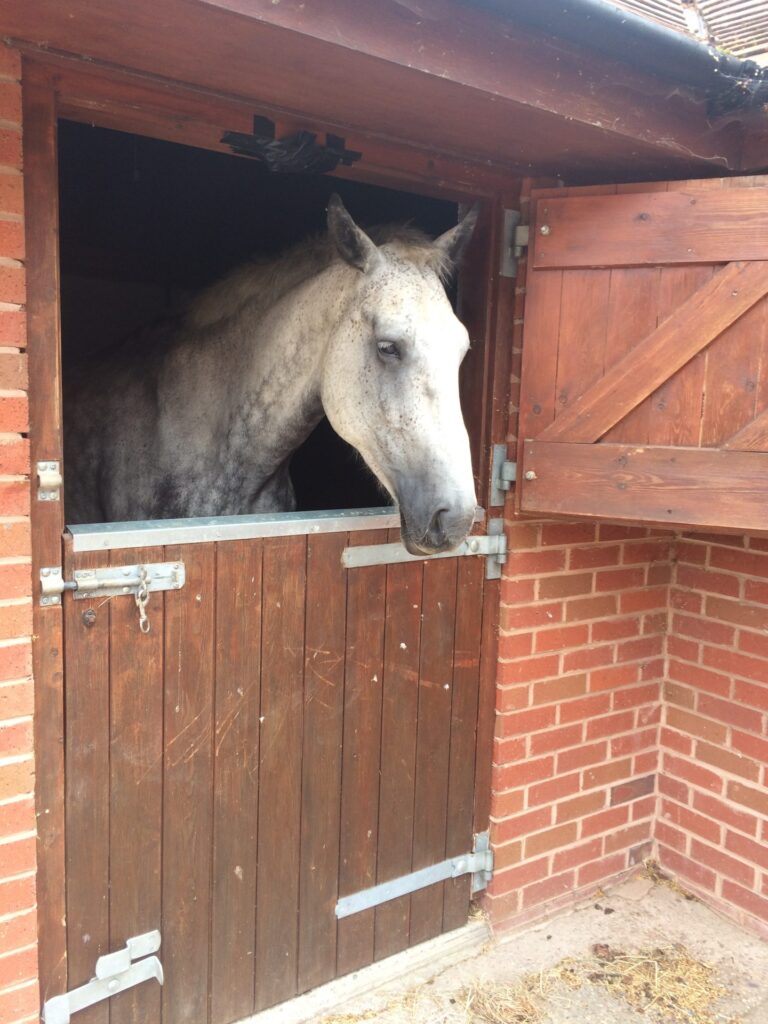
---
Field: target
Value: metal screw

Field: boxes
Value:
[539,224,551,236]
[469,539,480,553]
[41,597,49,606]
[41,568,50,577]
[524,470,537,481]
[82,608,97,628]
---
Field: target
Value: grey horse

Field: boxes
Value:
[64,196,478,554]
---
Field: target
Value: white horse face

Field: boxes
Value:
[320,197,478,555]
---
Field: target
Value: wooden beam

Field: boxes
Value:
[22,59,68,1005]
[534,187,768,269]
[722,407,768,451]
[536,261,768,444]
[522,440,768,534]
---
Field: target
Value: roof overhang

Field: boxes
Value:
[1,0,765,180]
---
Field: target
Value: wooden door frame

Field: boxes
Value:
[23,52,514,1004]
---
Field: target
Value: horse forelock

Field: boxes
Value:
[183,224,448,332]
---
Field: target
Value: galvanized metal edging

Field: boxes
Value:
[336,832,493,919]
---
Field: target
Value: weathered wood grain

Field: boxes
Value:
[536,262,768,445]
[523,441,768,533]
[535,189,768,268]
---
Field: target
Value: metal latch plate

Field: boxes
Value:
[40,561,185,606]
[342,524,506,579]
[336,831,493,918]
[42,930,163,1024]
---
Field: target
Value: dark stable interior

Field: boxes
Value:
[57,120,459,518]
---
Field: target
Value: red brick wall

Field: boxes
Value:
[659,534,768,939]
[485,519,669,929]
[0,44,39,1024]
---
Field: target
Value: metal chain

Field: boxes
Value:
[135,566,151,634]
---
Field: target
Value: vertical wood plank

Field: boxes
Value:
[297,532,347,993]
[602,267,660,444]
[64,549,110,1024]
[409,557,458,946]
[108,546,164,1024]
[336,531,386,976]
[23,59,68,1003]
[443,555,483,931]
[554,269,611,419]
[374,531,422,960]
[210,540,262,1024]
[254,535,306,1010]
[649,265,714,446]
[161,544,215,1024]
[472,574,500,837]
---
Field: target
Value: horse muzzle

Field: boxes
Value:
[399,502,476,556]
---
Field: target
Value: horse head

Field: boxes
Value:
[320,195,478,555]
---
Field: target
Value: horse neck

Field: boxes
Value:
[223,265,351,467]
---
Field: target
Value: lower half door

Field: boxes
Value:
[60,522,486,1024]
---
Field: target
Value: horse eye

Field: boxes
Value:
[377,340,401,361]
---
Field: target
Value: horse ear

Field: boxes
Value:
[327,194,381,273]
[432,204,479,275]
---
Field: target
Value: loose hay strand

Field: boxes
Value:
[461,943,739,1024]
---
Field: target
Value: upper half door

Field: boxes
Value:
[517,176,768,534]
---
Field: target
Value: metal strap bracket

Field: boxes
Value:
[341,523,506,579]
[42,931,163,1024]
[336,832,493,919]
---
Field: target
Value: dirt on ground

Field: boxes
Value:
[318,869,768,1024]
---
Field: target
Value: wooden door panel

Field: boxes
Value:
[519,176,768,533]
[62,526,485,1022]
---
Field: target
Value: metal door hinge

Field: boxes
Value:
[500,210,529,278]
[341,522,506,579]
[42,930,163,1024]
[37,461,62,502]
[336,831,493,918]
[490,444,517,506]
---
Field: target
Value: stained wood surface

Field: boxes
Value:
[7,0,739,179]
[537,261,768,444]
[162,544,216,1024]
[255,535,306,1011]
[61,525,486,1020]
[23,59,68,1004]
[723,407,768,451]
[523,441,768,533]
[534,189,768,268]
[337,531,386,975]
[211,541,262,1022]
[374,531,422,961]
[63,550,110,1024]
[108,545,164,1024]
[298,532,346,992]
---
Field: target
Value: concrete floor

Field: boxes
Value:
[316,874,768,1024]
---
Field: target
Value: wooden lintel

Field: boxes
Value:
[522,441,768,534]
[537,261,768,445]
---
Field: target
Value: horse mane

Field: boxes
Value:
[184,224,448,332]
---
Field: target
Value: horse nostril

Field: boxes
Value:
[428,508,449,546]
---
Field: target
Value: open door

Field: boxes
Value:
[518,177,768,534]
